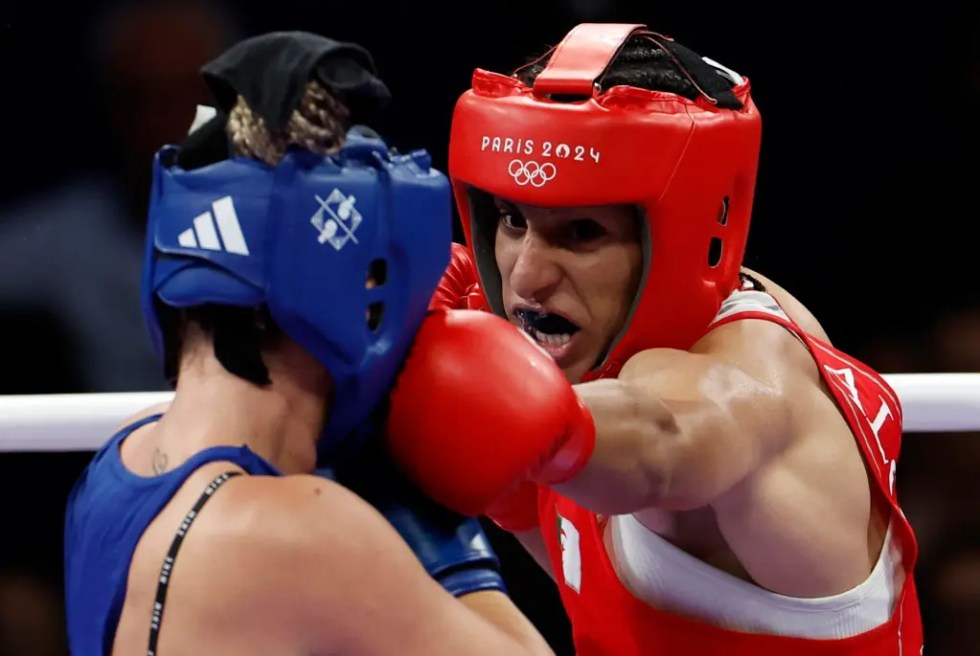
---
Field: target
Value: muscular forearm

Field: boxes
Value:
[551,379,678,515]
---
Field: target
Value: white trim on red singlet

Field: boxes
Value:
[606,515,902,639]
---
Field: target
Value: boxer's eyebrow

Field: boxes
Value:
[493,198,519,214]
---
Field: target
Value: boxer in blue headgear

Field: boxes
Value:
[63,31,554,656]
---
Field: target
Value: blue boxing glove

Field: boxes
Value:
[322,446,506,598]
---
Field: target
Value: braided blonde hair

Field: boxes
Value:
[226,79,350,165]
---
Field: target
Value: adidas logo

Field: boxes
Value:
[178,196,250,256]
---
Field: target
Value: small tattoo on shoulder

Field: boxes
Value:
[152,448,169,475]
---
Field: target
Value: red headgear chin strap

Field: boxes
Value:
[449,23,763,379]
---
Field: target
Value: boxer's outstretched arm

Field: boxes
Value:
[554,319,801,514]
[236,476,555,656]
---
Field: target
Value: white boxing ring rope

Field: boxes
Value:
[0,373,978,452]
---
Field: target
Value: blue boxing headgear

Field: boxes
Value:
[141,129,451,457]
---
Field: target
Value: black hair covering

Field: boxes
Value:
[201,30,391,131]
[176,30,391,170]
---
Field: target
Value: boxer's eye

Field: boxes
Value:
[515,309,580,335]
[499,210,526,231]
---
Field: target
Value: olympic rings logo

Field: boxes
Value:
[508,159,557,187]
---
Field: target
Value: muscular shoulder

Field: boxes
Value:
[172,474,410,637]
[192,473,392,571]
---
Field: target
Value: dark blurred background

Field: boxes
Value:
[0,1,977,654]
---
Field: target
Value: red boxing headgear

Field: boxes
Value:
[449,23,762,378]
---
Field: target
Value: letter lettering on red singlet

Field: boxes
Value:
[823,365,897,494]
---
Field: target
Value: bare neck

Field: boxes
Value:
[122,364,324,477]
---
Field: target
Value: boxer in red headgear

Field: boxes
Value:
[387,23,923,655]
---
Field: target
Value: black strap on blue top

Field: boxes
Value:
[147,471,242,656]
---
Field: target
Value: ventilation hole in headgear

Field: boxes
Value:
[708,238,723,267]
[366,259,388,289]
[718,197,730,225]
[367,302,385,331]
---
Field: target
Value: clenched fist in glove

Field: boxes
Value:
[385,309,595,518]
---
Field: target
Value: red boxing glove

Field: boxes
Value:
[428,243,489,312]
[386,310,595,517]
[485,480,541,533]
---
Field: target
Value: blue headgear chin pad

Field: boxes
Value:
[141,132,451,456]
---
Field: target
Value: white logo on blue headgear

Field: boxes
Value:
[311,189,362,251]
[177,195,250,256]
